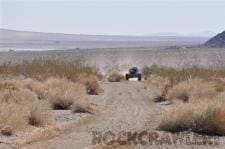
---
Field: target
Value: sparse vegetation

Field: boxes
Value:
[144,75,171,102]
[52,96,74,110]
[143,65,225,135]
[72,102,92,114]
[142,65,225,85]
[158,100,225,135]
[23,78,47,100]
[0,104,27,136]
[44,77,88,110]
[144,65,225,136]
[0,76,93,136]
[0,80,52,135]
[82,76,103,95]
[107,71,124,82]
[0,59,102,82]
[28,101,53,127]
[166,79,217,102]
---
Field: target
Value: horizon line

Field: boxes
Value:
[0,27,217,38]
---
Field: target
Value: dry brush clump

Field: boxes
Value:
[0,59,102,82]
[107,71,124,82]
[166,79,218,102]
[0,80,53,136]
[144,75,171,102]
[213,78,225,92]
[144,65,225,135]
[158,100,225,135]
[0,104,27,136]
[23,78,48,100]
[0,61,99,136]
[22,77,94,112]
[0,80,37,105]
[143,65,225,103]
[80,76,103,95]
[0,77,93,136]
[142,65,225,85]
[72,102,93,114]
[44,77,88,110]
[28,101,53,127]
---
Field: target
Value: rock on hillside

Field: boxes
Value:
[205,31,225,48]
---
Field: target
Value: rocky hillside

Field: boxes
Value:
[205,31,225,48]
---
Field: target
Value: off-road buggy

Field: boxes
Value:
[125,67,142,81]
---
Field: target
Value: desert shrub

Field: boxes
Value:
[22,77,91,109]
[28,101,53,127]
[44,77,88,110]
[142,65,225,85]
[144,75,171,102]
[82,76,103,95]
[107,71,124,82]
[72,102,92,114]
[214,78,225,92]
[0,79,54,135]
[166,79,217,102]
[0,104,27,136]
[0,80,37,105]
[158,100,225,135]
[23,79,47,100]
[0,59,101,82]
[52,96,74,110]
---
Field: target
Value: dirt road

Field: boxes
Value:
[13,81,164,149]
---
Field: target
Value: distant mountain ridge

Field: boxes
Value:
[204,31,225,48]
[151,31,215,37]
[0,28,209,50]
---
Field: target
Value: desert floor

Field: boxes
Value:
[1,48,225,149]
[1,47,225,73]
[0,80,223,149]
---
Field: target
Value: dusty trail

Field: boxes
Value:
[19,81,163,149]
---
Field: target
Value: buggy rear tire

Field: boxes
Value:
[138,74,142,81]
[125,74,129,80]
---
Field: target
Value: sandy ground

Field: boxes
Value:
[0,81,223,149]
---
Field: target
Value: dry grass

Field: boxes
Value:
[28,101,53,127]
[0,59,99,136]
[0,104,27,136]
[144,75,171,102]
[144,65,225,135]
[0,80,37,105]
[81,76,103,95]
[166,79,217,102]
[0,59,101,82]
[23,78,48,100]
[0,80,53,135]
[52,97,74,110]
[214,78,225,92]
[72,102,92,114]
[11,77,92,111]
[158,99,225,135]
[0,77,92,136]
[44,77,88,110]
[142,65,225,85]
[107,71,124,82]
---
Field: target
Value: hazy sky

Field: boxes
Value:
[0,0,225,35]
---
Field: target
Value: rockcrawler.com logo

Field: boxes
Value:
[91,131,220,146]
